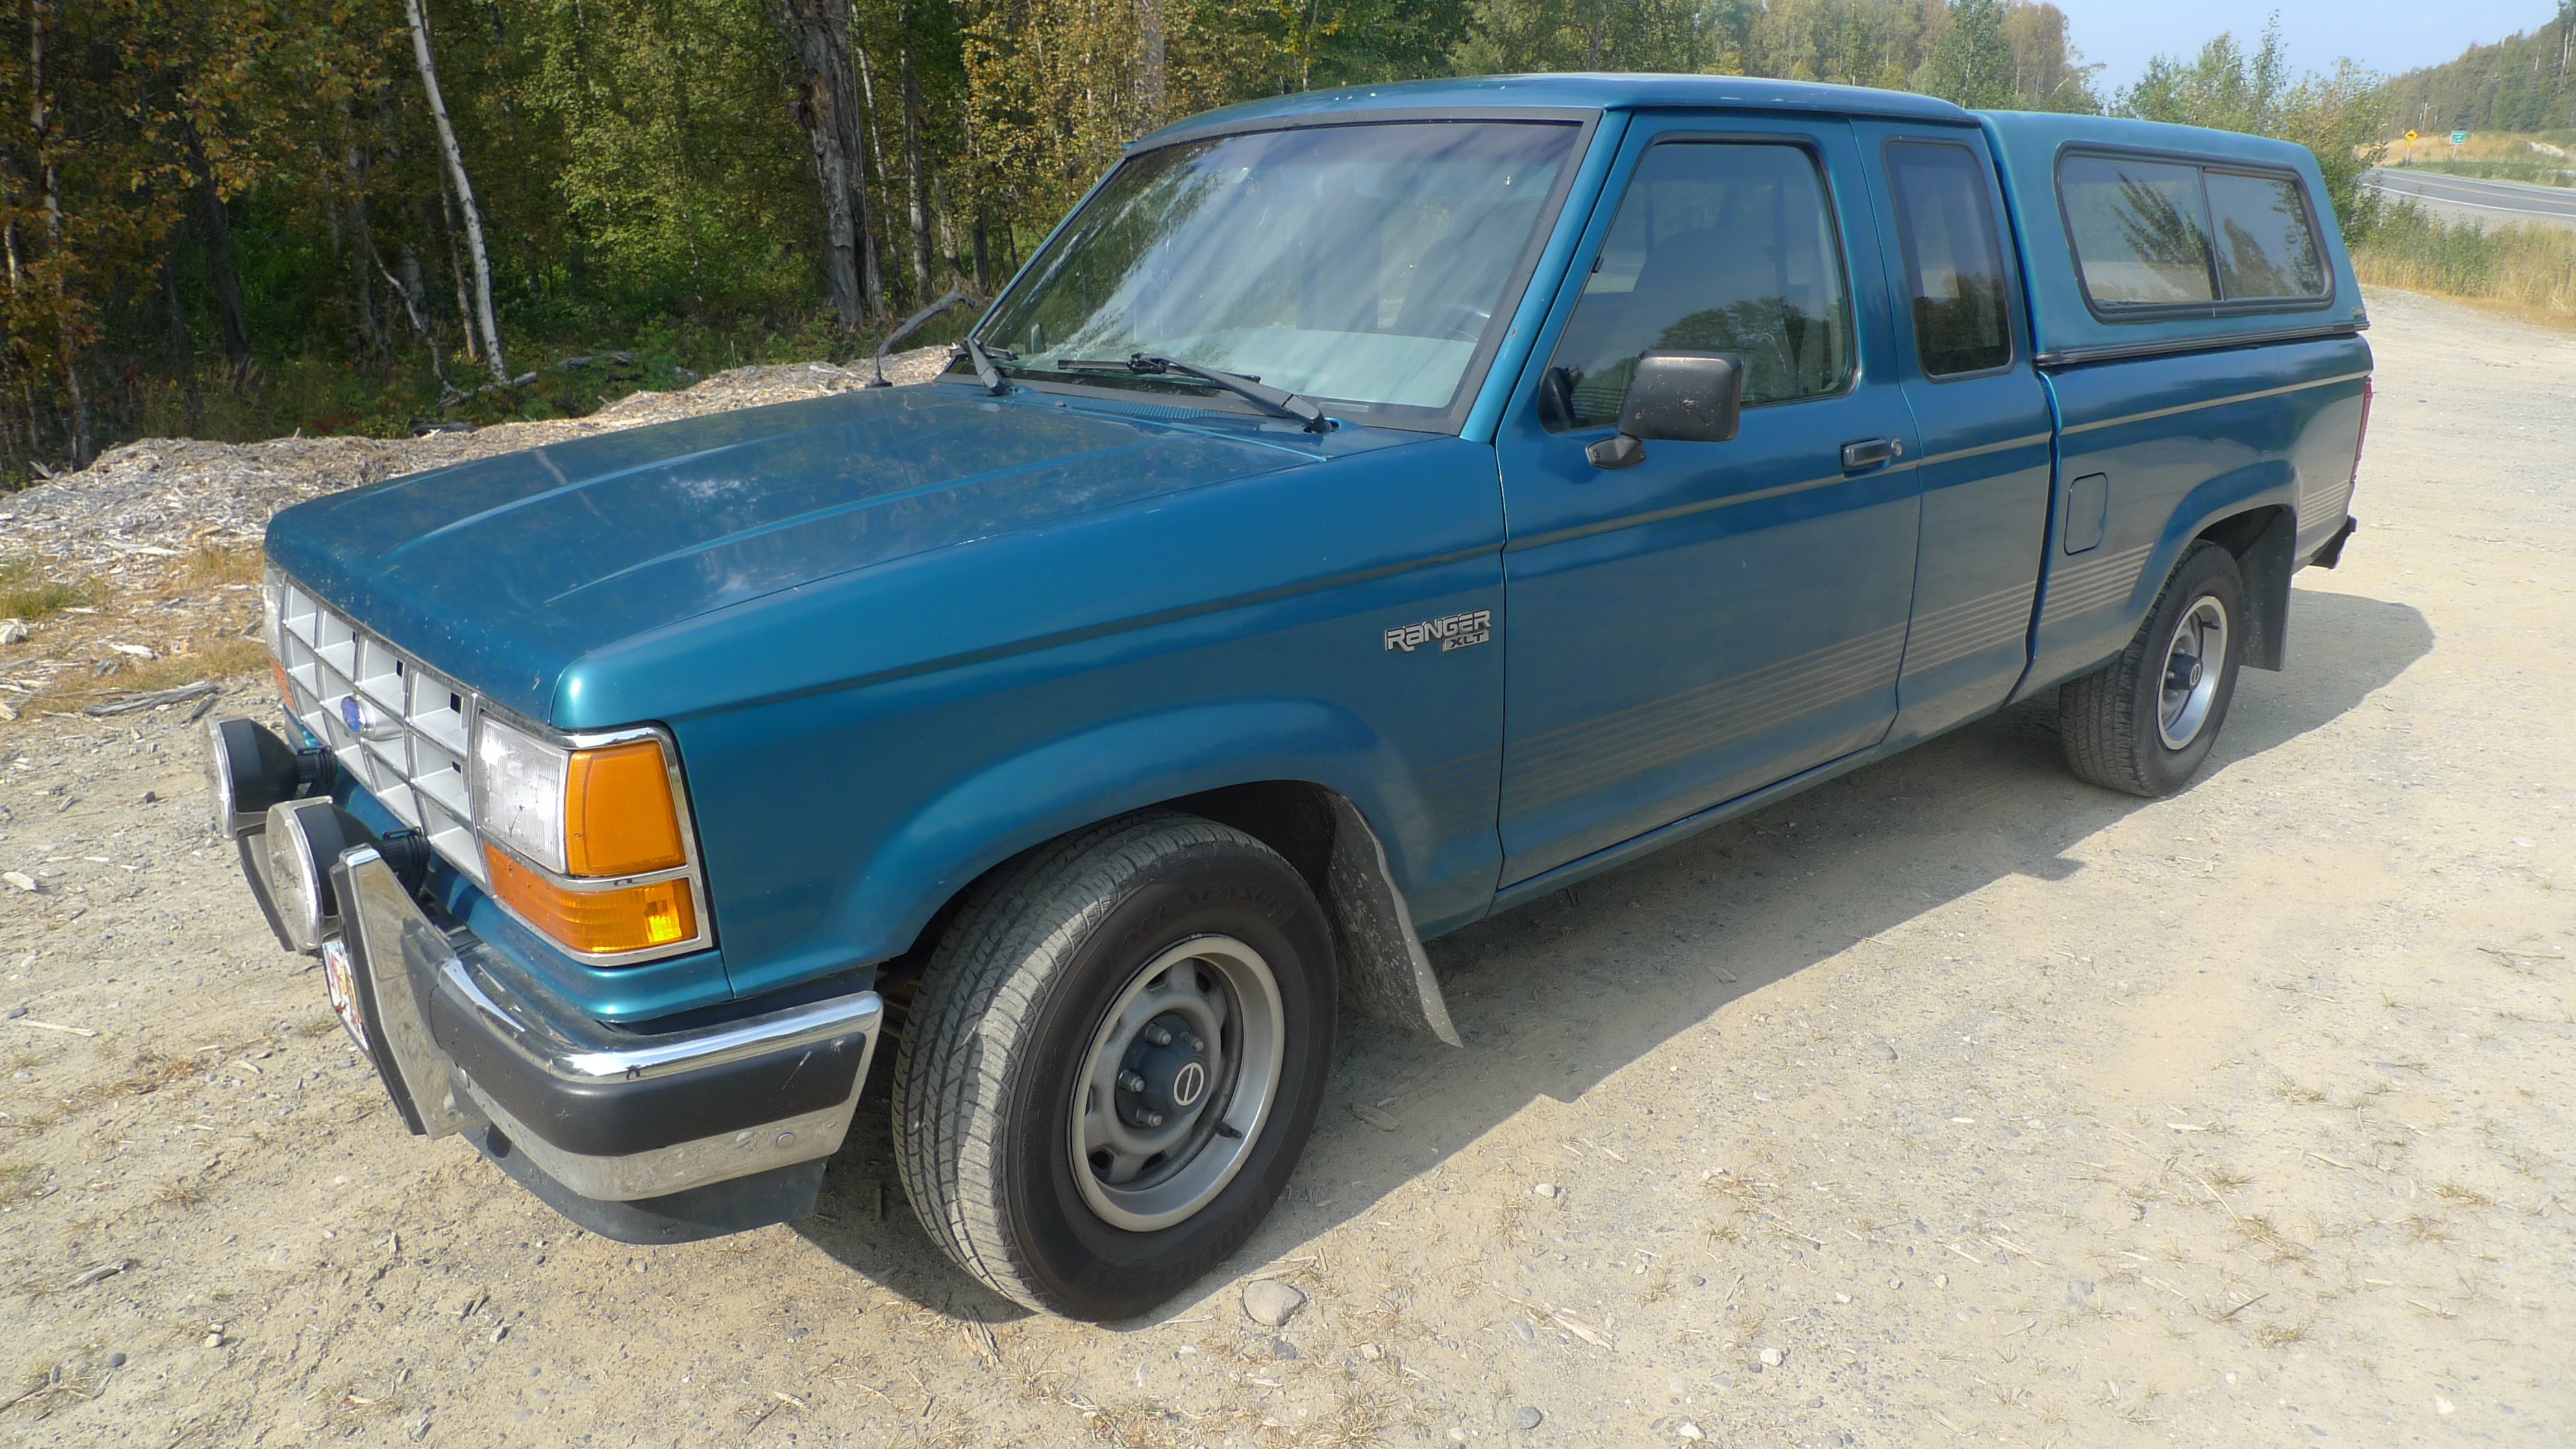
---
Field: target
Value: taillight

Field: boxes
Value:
[2351,376,2372,484]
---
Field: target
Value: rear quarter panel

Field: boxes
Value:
[2023,334,2371,695]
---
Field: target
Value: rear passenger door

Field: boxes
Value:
[1851,121,2056,743]
[1492,114,1922,884]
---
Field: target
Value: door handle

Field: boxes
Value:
[1840,437,1901,471]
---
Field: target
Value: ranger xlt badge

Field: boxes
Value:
[1385,609,1492,653]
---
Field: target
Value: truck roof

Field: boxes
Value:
[1133,78,2366,364]
[1138,73,1975,148]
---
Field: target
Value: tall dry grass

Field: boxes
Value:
[2353,202,2576,327]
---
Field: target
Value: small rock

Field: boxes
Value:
[1869,1041,1896,1063]
[1532,1182,1559,1199]
[1670,1418,1706,1441]
[203,1331,224,1349]
[1509,1404,1544,1431]
[1935,1273,1950,1288]
[1509,1319,1535,1344]
[105,1352,126,1368]
[138,790,158,804]
[1243,1278,1307,1328]
[0,619,28,645]
[2,871,36,893]
[1758,1346,1785,1368]
[1359,1343,1382,1361]
[1265,1336,1298,1361]
[4,1005,25,1019]
[1348,1102,1400,1131]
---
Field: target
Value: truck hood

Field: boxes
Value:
[266,384,1363,720]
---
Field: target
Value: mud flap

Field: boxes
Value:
[1324,796,1462,1048]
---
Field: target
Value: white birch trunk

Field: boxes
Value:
[404,0,509,385]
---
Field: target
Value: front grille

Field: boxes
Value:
[273,579,485,884]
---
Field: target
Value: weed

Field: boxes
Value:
[2251,1320,2310,1350]
[2403,1213,2453,1244]
[2434,1182,2494,1209]
[0,558,101,621]
[2354,201,2576,326]
[184,546,264,586]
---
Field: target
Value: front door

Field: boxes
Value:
[1494,115,1923,883]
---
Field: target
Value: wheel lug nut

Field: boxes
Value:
[1144,1024,1173,1046]
[1117,1070,1146,1093]
[1141,1111,1164,1127]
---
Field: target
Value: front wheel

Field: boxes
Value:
[891,813,1336,1320]
[2059,540,2248,797]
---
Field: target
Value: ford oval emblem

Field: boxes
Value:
[340,696,397,739]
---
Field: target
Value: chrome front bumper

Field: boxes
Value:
[327,845,882,1207]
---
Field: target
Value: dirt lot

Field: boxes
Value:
[2,288,2570,1448]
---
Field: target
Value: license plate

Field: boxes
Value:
[320,937,373,1058]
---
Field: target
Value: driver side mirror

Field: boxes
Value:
[1585,351,1744,470]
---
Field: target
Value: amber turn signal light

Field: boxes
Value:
[564,740,687,877]
[484,845,697,954]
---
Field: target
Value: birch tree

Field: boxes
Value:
[403,0,508,384]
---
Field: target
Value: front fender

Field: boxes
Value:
[723,697,1410,1000]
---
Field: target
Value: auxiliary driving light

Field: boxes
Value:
[206,716,332,839]
[264,799,366,954]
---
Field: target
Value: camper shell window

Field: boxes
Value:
[2055,149,2330,320]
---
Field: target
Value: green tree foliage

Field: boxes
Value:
[2118,16,2386,237]
[2377,3,2575,138]
[0,0,2181,485]
[1916,0,2012,108]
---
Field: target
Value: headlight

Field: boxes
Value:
[472,714,570,873]
[471,712,700,958]
[260,564,284,659]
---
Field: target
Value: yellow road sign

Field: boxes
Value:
[2405,129,2418,140]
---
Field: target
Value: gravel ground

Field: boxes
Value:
[1,290,2569,1448]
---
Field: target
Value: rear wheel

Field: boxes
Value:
[890,813,1335,1320]
[2060,541,2247,797]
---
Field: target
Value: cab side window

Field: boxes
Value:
[1886,141,2012,377]
[1541,142,1853,430]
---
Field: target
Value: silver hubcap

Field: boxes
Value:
[2157,595,2229,750]
[1069,935,1283,1232]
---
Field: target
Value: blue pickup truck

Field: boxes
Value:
[207,75,2370,1320]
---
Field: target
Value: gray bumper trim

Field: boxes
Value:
[336,847,882,1201]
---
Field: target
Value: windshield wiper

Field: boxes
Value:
[1060,354,1331,433]
[956,334,1011,395]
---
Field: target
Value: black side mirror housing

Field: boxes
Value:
[1585,351,1744,470]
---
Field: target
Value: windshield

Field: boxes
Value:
[974,121,1579,422]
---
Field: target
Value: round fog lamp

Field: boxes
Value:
[204,717,240,838]
[264,799,363,954]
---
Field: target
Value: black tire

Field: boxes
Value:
[2059,540,2248,797]
[889,813,1337,1320]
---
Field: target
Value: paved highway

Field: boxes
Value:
[2364,165,2576,232]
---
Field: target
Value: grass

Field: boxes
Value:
[0,558,101,621]
[2354,201,2576,327]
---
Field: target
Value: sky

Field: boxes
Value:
[2053,0,2559,93]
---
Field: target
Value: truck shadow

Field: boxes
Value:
[791,584,2431,1325]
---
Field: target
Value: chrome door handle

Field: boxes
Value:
[1840,437,1901,471]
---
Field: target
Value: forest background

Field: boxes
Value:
[0,0,2555,486]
